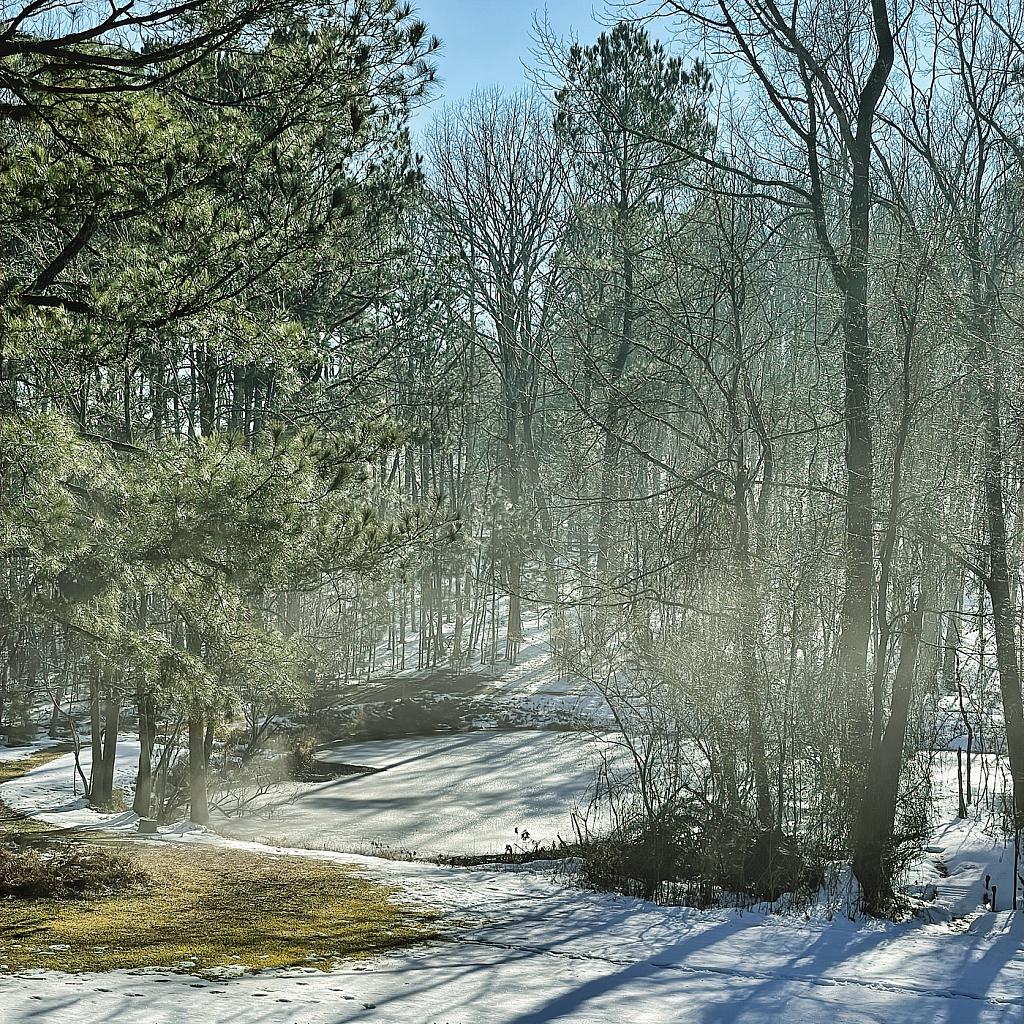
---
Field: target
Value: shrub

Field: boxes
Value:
[0,843,149,900]
[575,809,824,907]
[287,727,328,780]
[94,787,129,814]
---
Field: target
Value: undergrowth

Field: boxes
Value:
[0,844,148,899]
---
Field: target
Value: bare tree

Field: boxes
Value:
[882,0,1023,827]
[426,89,565,657]
[657,0,942,908]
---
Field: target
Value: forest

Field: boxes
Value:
[0,0,1021,920]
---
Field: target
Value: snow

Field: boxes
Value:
[0,747,34,762]
[0,730,612,854]
[1,741,143,830]
[1,714,1022,1020]
[0,738,68,762]
[219,730,610,855]
[902,753,1020,921]
[337,621,616,729]
[0,855,1020,1023]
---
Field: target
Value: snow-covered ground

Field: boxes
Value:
[328,620,615,729]
[0,731,610,854]
[1,736,1022,1022]
[219,730,609,855]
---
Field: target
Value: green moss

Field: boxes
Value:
[0,846,439,976]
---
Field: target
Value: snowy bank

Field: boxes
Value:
[1,738,1022,1022]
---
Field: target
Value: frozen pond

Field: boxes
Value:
[216,729,609,857]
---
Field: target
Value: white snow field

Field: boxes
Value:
[0,731,609,854]
[1,737,1022,1023]
[220,729,609,855]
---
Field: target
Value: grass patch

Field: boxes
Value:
[0,744,439,977]
[0,844,439,976]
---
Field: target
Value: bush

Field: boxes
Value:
[287,727,329,781]
[0,843,149,900]
[94,787,129,814]
[576,822,684,903]
[576,810,824,907]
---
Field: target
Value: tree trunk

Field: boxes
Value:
[852,598,924,909]
[133,690,157,817]
[188,712,210,825]
[736,490,773,833]
[132,593,154,817]
[977,364,1024,827]
[88,669,101,800]
[96,693,121,807]
[90,679,119,808]
[596,250,634,579]
[503,379,523,659]
[48,682,65,739]
[837,141,877,762]
[199,345,218,436]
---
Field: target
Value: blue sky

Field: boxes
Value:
[411,1,613,111]
[405,1,693,137]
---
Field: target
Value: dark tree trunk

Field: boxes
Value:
[199,346,218,436]
[837,143,878,761]
[133,690,157,817]
[89,670,101,800]
[852,599,924,910]
[188,712,210,825]
[98,694,121,805]
[89,666,120,807]
[977,364,1024,827]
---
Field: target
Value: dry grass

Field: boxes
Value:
[1,841,439,976]
[0,844,148,899]
[0,746,439,976]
